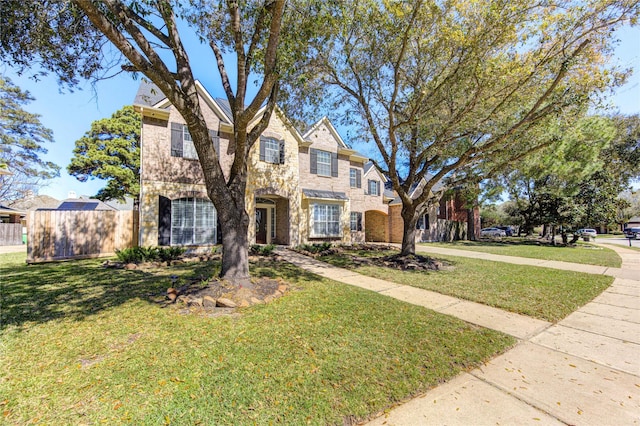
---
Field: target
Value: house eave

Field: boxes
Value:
[134,104,170,120]
[349,154,368,163]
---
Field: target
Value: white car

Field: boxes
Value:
[576,228,597,238]
[481,227,507,237]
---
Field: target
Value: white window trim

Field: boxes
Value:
[182,126,198,159]
[310,203,342,237]
[316,150,332,177]
[264,137,280,164]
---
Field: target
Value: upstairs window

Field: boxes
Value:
[368,179,380,196]
[170,122,219,159]
[260,137,285,164]
[350,168,362,188]
[310,148,338,177]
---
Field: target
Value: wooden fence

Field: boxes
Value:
[0,223,23,245]
[27,210,138,263]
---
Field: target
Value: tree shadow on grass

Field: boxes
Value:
[0,258,175,331]
[0,255,320,331]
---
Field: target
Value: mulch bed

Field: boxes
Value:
[294,243,449,272]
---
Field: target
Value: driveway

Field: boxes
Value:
[598,237,639,247]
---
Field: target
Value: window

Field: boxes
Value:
[350,212,362,231]
[317,150,332,176]
[416,213,429,230]
[312,204,341,237]
[182,126,197,159]
[170,122,219,159]
[170,197,217,245]
[350,168,362,188]
[368,179,380,196]
[310,148,338,177]
[260,137,284,164]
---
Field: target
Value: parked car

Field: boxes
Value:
[496,226,513,236]
[576,228,597,238]
[624,227,640,239]
[481,227,507,237]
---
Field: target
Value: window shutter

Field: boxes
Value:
[310,148,317,174]
[259,137,266,161]
[209,129,220,155]
[367,179,372,195]
[331,152,338,177]
[170,122,183,157]
[377,180,381,196]
[158,196,172,246]
[357,213,362,231]
[356,169,362,188]
[279,140,285,164]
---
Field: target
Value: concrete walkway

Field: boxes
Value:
[277,244,640,425]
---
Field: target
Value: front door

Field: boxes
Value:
[256,208,268,244]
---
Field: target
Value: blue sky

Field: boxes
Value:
[2,25,639,201]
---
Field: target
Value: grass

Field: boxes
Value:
[319,249,613,322]
[0,252,514,425]
[422,240,621,268]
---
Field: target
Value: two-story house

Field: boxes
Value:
[133,81,390,248]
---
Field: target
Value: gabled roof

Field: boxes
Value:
[302,116,349,149]
[133,81,232,124]
[363,161,388,183]
[9,195,60,211]
[133,80,166,106]
[0,204,25,216]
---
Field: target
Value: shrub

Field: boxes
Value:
[297,242,333,254]
[250,244,276,256]
[158,246,185,262]
[115,246,184,263]
[115,247,144,264]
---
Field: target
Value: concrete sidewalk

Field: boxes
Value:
[277,244,640,425]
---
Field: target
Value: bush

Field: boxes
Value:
[158,246,185,261]
[115,247,144,264]
[115,246,184,263]
[297,242,333,254]
[250,244,276,256]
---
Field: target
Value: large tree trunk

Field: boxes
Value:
[400,204,419,256]
[217,205,252,288]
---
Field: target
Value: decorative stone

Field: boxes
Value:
[238,299,251,308]
[250,297,263,305]
[277,284,288,293]
[125,263,137,270]
[167,292,177,302]
[216,298,237,308]
[188,297,203,307]
[202,295,217,308]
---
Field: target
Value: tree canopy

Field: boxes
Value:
[0,0,325,285]
[0,75,60,202]
[68,105,140,202]
[285,0,639,254]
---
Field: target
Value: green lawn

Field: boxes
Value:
[0,252,514,425]
[422,240,621,267]
[320,250,613,322]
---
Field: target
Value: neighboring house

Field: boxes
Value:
[9,194,61,212]
[133,81,475,248]
[625,216,640,229]
[0,204,25,245]
[44,197,118,211]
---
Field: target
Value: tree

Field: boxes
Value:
[68,105,140,202]
[0,75,60,202]
[286,0,638,255]
[500,115,639,240]
[1,0,322,285]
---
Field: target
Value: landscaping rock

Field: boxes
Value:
[125,263,137,270]
[277,284,288,293]
[188,297,203,307]
[216,298,237,308]
[202,295,217,308]
[250,297,263,305]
